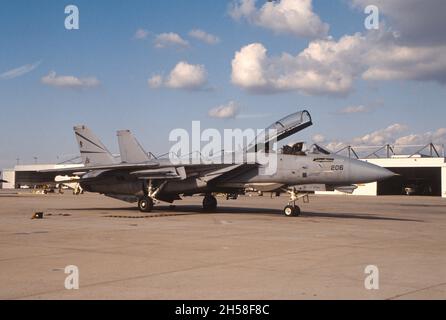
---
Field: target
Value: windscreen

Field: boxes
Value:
[309,144,331,155]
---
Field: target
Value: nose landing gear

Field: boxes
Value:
[282,188,309,217]
[284,205,301,217]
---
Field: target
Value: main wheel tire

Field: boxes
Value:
[138,197,154,213]
[284,205,300,217]
[203,195,217,211]
[294,205,301,216]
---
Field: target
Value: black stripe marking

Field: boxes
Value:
[75,132,107,152]
[80,151,108,154]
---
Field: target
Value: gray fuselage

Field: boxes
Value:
[79,152,394,200]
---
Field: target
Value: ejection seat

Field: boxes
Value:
[282,142,307,156]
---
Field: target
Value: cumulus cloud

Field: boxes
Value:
[41,71,100,89]
[229,0,446,95]
[321,124,408,152]
[154,32,189,48]
[312,134,326,144]
[349,1,446,83]
[361,33,446,83]
[338,105,369,114]
[324,141,348,152]
[148,61,208,90]
[231,35,366,95]
[189,29,220,45]
[353,123,408,146]
[231,43,269,92]
[208,101,239,119]
[134,28,149,40]
[395,128,446,146]
[0,61,41,80]
[323,124,446,155]
[147,75,163,88]
[351,0,446,46]
[231,28,446,95]
[229,0,329,39]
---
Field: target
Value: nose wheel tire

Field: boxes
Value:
[138,197,154,213]
[203,195,217,211]
[284,205,301,217]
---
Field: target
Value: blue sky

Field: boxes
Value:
[1,0,446,168]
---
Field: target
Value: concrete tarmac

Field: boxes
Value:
[0,192,445,300]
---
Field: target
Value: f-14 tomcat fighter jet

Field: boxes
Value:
[43,110,394,216]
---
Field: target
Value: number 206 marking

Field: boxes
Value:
[331,165,344,171]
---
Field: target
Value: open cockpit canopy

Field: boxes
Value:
[247,110,313,153]
[267,110,312,138]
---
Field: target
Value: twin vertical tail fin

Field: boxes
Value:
[117,130,151,164]
[74,125,117,167]
[73,126,149,166]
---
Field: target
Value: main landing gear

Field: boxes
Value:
[138,181,168,213]
[138,196,154,213]
[282,188,309,217]
[202,194,217,211]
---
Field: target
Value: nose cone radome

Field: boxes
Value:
[350,160,395,183]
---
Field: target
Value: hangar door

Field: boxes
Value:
[14,171,57,187]
[377,167,441,196]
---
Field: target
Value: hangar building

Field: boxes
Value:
[1,164,83,189]
[317,144,446,198]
